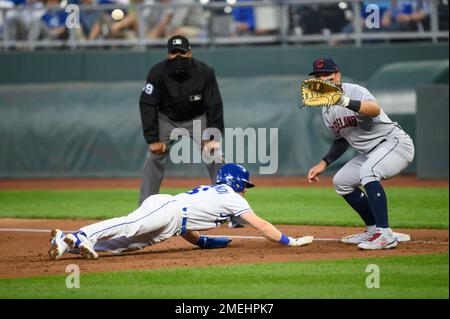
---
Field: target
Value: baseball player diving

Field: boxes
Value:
[48,164,313,260]
[303,58,414,250]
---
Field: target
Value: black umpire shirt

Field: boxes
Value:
[139,58,224,144]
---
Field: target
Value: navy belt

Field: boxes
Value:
[180,207,188,234]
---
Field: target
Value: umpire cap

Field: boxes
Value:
[309,58,340,76]
[167,35,191,53]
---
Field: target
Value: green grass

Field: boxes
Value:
[0,254,447,299]
[0,187,448,228]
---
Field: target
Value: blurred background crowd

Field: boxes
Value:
[0,0,448,49]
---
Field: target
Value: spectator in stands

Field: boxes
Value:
[3,0,44,41]
[84,0,140,40]
[338,1,390,33]
[27,0,68,47]
[107,0,140,39]
[145,0,173,38]
[329,1,390,45]
[78,0,104,39]
[231,0,255,36]
[382,0,430,32]
[207,0,233,37]
[289,2,348,37]
[0,1,14,40]
[147,0,206,39]
[253,2,280,36]
[231,0,280,37]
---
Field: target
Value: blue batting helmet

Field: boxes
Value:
[216,163,255,193]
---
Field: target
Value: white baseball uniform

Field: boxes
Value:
[323,83,415,195]
[80,184,252,254]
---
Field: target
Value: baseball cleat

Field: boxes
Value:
[341,226,377,244]
[48,229,69,261]
[357,228,398,250]
[64,231,98,260]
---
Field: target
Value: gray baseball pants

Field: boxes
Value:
[333,133,415,195]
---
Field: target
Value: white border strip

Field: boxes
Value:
[0,228,447,245]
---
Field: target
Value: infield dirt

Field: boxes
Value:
[0,218,447,279]
[0,176,448,279]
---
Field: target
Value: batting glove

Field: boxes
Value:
[288,236,314,247]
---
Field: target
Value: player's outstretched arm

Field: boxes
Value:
[337,97,381,117]
[181,230,201,245]
[356,100,380,117]
[240,211,313,246]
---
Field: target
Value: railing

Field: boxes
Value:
[0,0,448,51]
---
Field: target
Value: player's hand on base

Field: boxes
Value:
[288,236,314,246]
[307,160,327,183]
[149,142,167,155]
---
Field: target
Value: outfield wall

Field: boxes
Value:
[0,77,421,178]
[416,85,449,179]
[0,44,448,178]
[0,43,448,84]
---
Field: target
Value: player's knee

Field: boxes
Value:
[359,165,381,186]
[333,174,354,196]
[332,173,342,188]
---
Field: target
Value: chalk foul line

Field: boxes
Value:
[0,227,447,245]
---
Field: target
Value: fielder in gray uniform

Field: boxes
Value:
[306,58,414,250]
[48,164,313,260]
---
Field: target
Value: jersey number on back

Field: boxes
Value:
[186,185,229,195]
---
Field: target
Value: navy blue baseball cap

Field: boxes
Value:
[309,58,340,76]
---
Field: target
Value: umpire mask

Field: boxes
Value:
[168,55,191,80]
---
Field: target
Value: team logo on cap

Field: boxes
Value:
[316,59,324,69]
[173,39,182,45]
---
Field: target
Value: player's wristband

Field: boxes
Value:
[346,100,361,112]
[279,234,290,245]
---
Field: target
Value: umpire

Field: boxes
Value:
[138,35,224,205]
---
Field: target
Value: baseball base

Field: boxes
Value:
[299,236,314,245]
[341,231,411,242]
[393,232,411,242]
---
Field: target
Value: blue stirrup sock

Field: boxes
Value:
[364,181,389,228]
[72,231,87,247]
[343,188,376,226]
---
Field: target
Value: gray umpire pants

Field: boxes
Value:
[139,113,223,205]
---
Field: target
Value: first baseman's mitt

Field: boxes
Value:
[301,79,343,107]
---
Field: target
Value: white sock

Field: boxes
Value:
[377,227,392,235]
[367,225,377,233]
